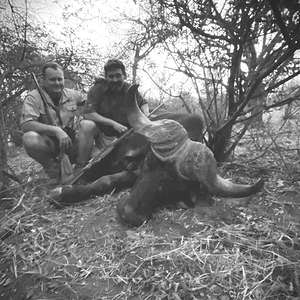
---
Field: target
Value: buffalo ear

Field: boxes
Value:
[125,84,150,131]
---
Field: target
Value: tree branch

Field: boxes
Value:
[267,0,294,47]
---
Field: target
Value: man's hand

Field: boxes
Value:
[112,121,128,134]
[55,127,72,151]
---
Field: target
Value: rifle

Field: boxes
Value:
[65,103,164,185]
[31,73,74,184]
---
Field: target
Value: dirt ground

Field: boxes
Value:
[1,116,300,299]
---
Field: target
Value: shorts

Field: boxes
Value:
[95,129,117,151]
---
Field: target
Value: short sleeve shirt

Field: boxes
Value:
[83,78,147,135]
[20,88,86,130]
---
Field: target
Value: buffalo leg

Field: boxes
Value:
[49,171,137,206]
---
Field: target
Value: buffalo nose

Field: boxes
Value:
[116,203,147,227]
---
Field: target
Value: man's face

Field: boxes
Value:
[106,68,125,93]
[43,67,64,98]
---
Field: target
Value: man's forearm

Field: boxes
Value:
[84,112,117,127]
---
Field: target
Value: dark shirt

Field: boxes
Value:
[83,78,147,136]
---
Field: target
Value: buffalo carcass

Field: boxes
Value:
[51,84,264,226]
[49,101,205,210]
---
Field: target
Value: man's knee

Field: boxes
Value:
[22,131,54,152]
[79,120,97,135]
[22,131,43,148]
[22,131,56,165]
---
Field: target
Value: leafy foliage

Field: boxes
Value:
[133,0,300,161]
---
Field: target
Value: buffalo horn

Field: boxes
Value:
[125,84,151,130]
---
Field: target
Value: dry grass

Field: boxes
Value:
[1,183,299,300]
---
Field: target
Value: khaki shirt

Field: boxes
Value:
[20,88,86,129]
